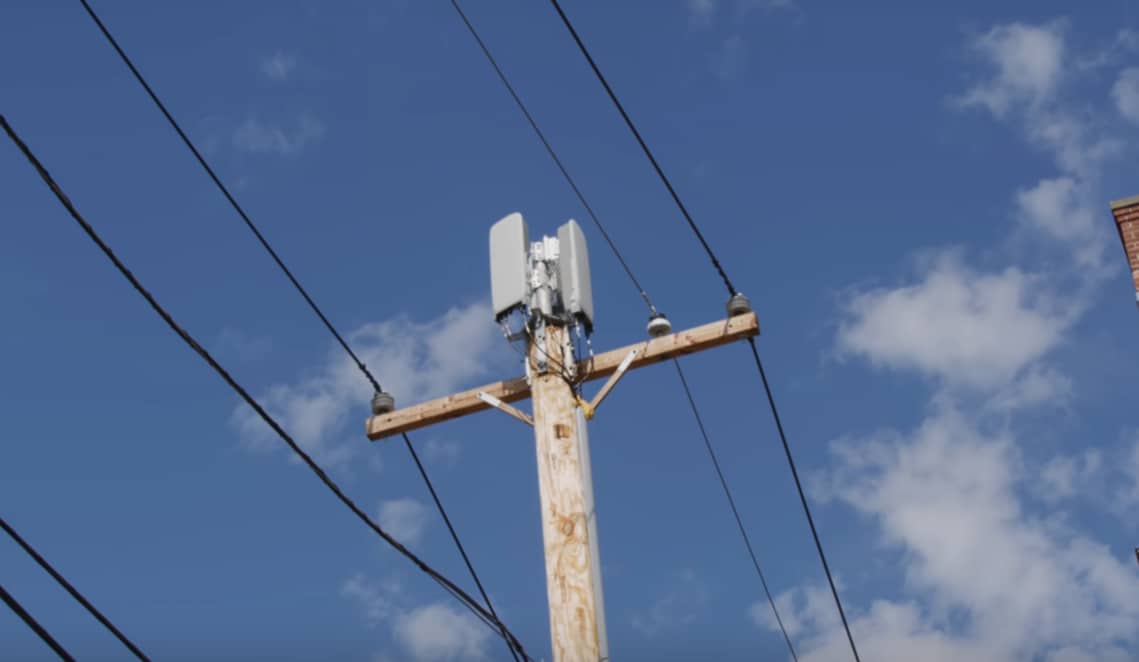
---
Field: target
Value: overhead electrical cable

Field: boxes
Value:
[0,584,76,662]
[0,113,531,662]
[398,431,522,662]
[546,3,863,660]
[74,3,520,658]
[0,516,150,661]
[451,3,802,655]
[76,0,380,394]
[746,337,860,660]
[547,0,737,298]
[672,361,799,662]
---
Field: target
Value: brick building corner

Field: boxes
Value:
[1111,195,1139,304]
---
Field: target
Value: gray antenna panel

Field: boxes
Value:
[558,219,594,329]
[490,212,530,320]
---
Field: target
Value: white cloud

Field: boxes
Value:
[841,16,1125,393]
[749,583,833,638]
[769,405,1139,661]
[422,439,461,466]
[763,592,993,662]
[1024,111,1122,183]
[959,22,1066,116]
[631,570,708,636]
[341,573,400,628]
[342,574,490,661]
[260,51,297,81]
[231,301,505,468]
[804,18,1139,662]
[378,498,430,546]
[958,21,1119,271]
[1076,29,1139,71]
[688,0,792,28]
[1014,175,1113,274]
[687,0,717,27]
[1116,434,1139,508]
[1015,176,1094,243]
[712,35,748,81]
[394,604,491,662]
[988,365,1072,412]
[214,327,272,362]
[1039,450,1102,501]
[837,254,1069,391]
[233,113,325,156]
[1112,67,1139,123]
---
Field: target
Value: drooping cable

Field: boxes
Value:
[400,433,521,662]
[0,584,76,661]
[747,338,860,661]
[672,360,799,662]
[0,516,150,661]
[0,114,531,662]
[76,0,380,395]
[450,0,657,315]
[545,5,862,659]
[547,0,737,298]
[75,4,520,657]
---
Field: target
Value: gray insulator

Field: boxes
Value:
[647,313,673,338]
[371,391,395,415]
[727,292,752,317]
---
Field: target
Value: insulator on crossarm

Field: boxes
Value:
[371,391,395,415]
[727,292,752,317]
[647,313,673,338]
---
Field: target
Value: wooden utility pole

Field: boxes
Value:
[364,214,759,662]
[530,323,607,661]
[366,312,758,661]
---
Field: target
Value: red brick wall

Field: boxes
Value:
[1112,199,1139,299]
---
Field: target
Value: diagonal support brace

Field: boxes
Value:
[578,348,639,419]
[477,391,534,428]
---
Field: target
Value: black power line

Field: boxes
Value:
[547,4,863,660]
[547,0,737,298]
[400,433,520,662]
[76,0,379,395]
[747,338,860,661]
[0,113,531,662]
[74,3,520,658]
[672,361,799,662]
[450,0,656,316]
[0,516,149,661]
[0,584,76,662]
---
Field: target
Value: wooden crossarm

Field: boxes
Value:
[365,312,759,440]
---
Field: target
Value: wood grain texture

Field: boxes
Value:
[365,312,758,440]
[531,324,605,662]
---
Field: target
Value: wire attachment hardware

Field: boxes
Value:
[371,391,395,415]
[647,312,672,338]
[727,292,752,317]
[575,394,596,420]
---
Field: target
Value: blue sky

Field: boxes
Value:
[3,1,1139,660]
